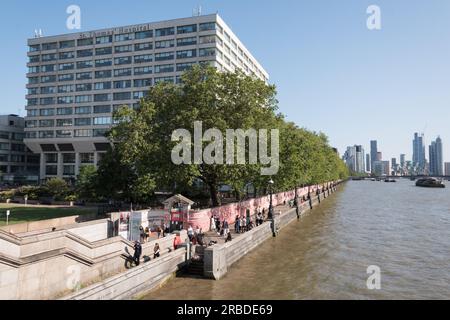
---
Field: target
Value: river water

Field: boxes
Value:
[143,179,450,300]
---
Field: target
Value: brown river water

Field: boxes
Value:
[143,179,450,300]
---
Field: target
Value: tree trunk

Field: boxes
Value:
[208,182,221,207]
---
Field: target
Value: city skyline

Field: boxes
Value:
[1,0,450,162]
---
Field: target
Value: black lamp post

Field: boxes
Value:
[294,185,300,219]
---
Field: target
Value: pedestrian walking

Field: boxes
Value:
[153,243,160,259]
[187,225,194,242]
[235,215,240,233]
[223,220,229,238]
[133,241,142,266]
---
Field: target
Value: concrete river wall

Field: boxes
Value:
[204,186,338,280]
[0,182,340,300]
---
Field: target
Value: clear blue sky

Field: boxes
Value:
[1,0,450,163]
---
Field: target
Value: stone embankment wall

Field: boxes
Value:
[204,185,339,280]
[0,215,187,300]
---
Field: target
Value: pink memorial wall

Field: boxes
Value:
[187,182,336,231]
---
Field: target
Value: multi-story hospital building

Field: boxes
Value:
[24,14,268,182]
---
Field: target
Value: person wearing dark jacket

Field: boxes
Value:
[133,241,142,266]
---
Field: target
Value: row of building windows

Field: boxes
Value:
[29,23,218,53]
[26,128,110,139]
[0,142,26,152]
[28,47,204,71]
[26,116,113,127]
[44,152,99,164]
[0,131,26,141]
[27,61,204,86]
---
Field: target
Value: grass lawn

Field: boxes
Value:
[0,203,98,227]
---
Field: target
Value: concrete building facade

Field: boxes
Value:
[0,115,40,185]
[24,14,269,182]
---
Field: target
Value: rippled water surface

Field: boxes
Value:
[144,180,450,300]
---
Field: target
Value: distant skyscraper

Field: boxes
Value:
[445,162,450,176]
[377,152,382,161]
[372,160,390,176]
[429,136,443,176]
[413,133,426,174]
[370,140,378,173]
[366,153,371,172]
[391,158,397,175]
[343,145,365,174]
[400,154,406,175]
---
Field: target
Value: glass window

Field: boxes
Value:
[114,56,132,65]
[115,33,134,42]
[74,129,91,137]
[114,68,132,77]
[96,36,113,44]
[96,47,113,55]
[155,27,175,37]
[41,75,57,83]
[39,119,54,127]
[58,85,74,93]
[39,131,55,139]
[76,83,92,92]
[93,105,111,114]
[154,77,174,84]
[113,80,131,89]
[74,118,91,126]
[155,52,174,61]
[199,35,217,44]
[94,81,112,90]
[177,37,197,47]
[28,66,40,73]
[59,63,75,71]
[58,96,74,104]
[133,91,148,99]
[59,51,75,60]
[27,109,39,117]
[45,165,58,175]
[115,45,133,53]
[45,154,58,164]
[56,119,73,127]
[93,117,112,125]
[135,30,153,39]
[77,60,94,69]
[57,107,73,115]
[42,42,57,51]
[28,77,39,85]
[94,93,111,102]
[77,38,94,46]
[76,72,92,80]
[134,78,152,87]
[77,49,93,58]
[57,130,72,138]
[40,108,55,116]
[75,95,92,103]
[176,62,196,72]
[28,87,39,95]
[25,120,37,128]
[95,58,112,67]
[27,98,38,106]
[177,49,197,59]
[155,39,174,49]
[40,97,55,105]
[134,66,153,75]
[41,64,56,73]
[75,106,92,114]
[62,153,76,163]
[177,24,197,34]
[29,55,40,63]
[80,153,94,163]
[58,74,73,82]
[95,70,112,79]
[135,42,153,51]
[41,53,57,62]
[113,92,131,101]
[63,165,75,175]
[134,54,153,63]
[199,48,216,57]
[154,64,174,74]
[199,22,216,31]
[93,129,108,137]
[29,44,40,52]
[60,40,75,49]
